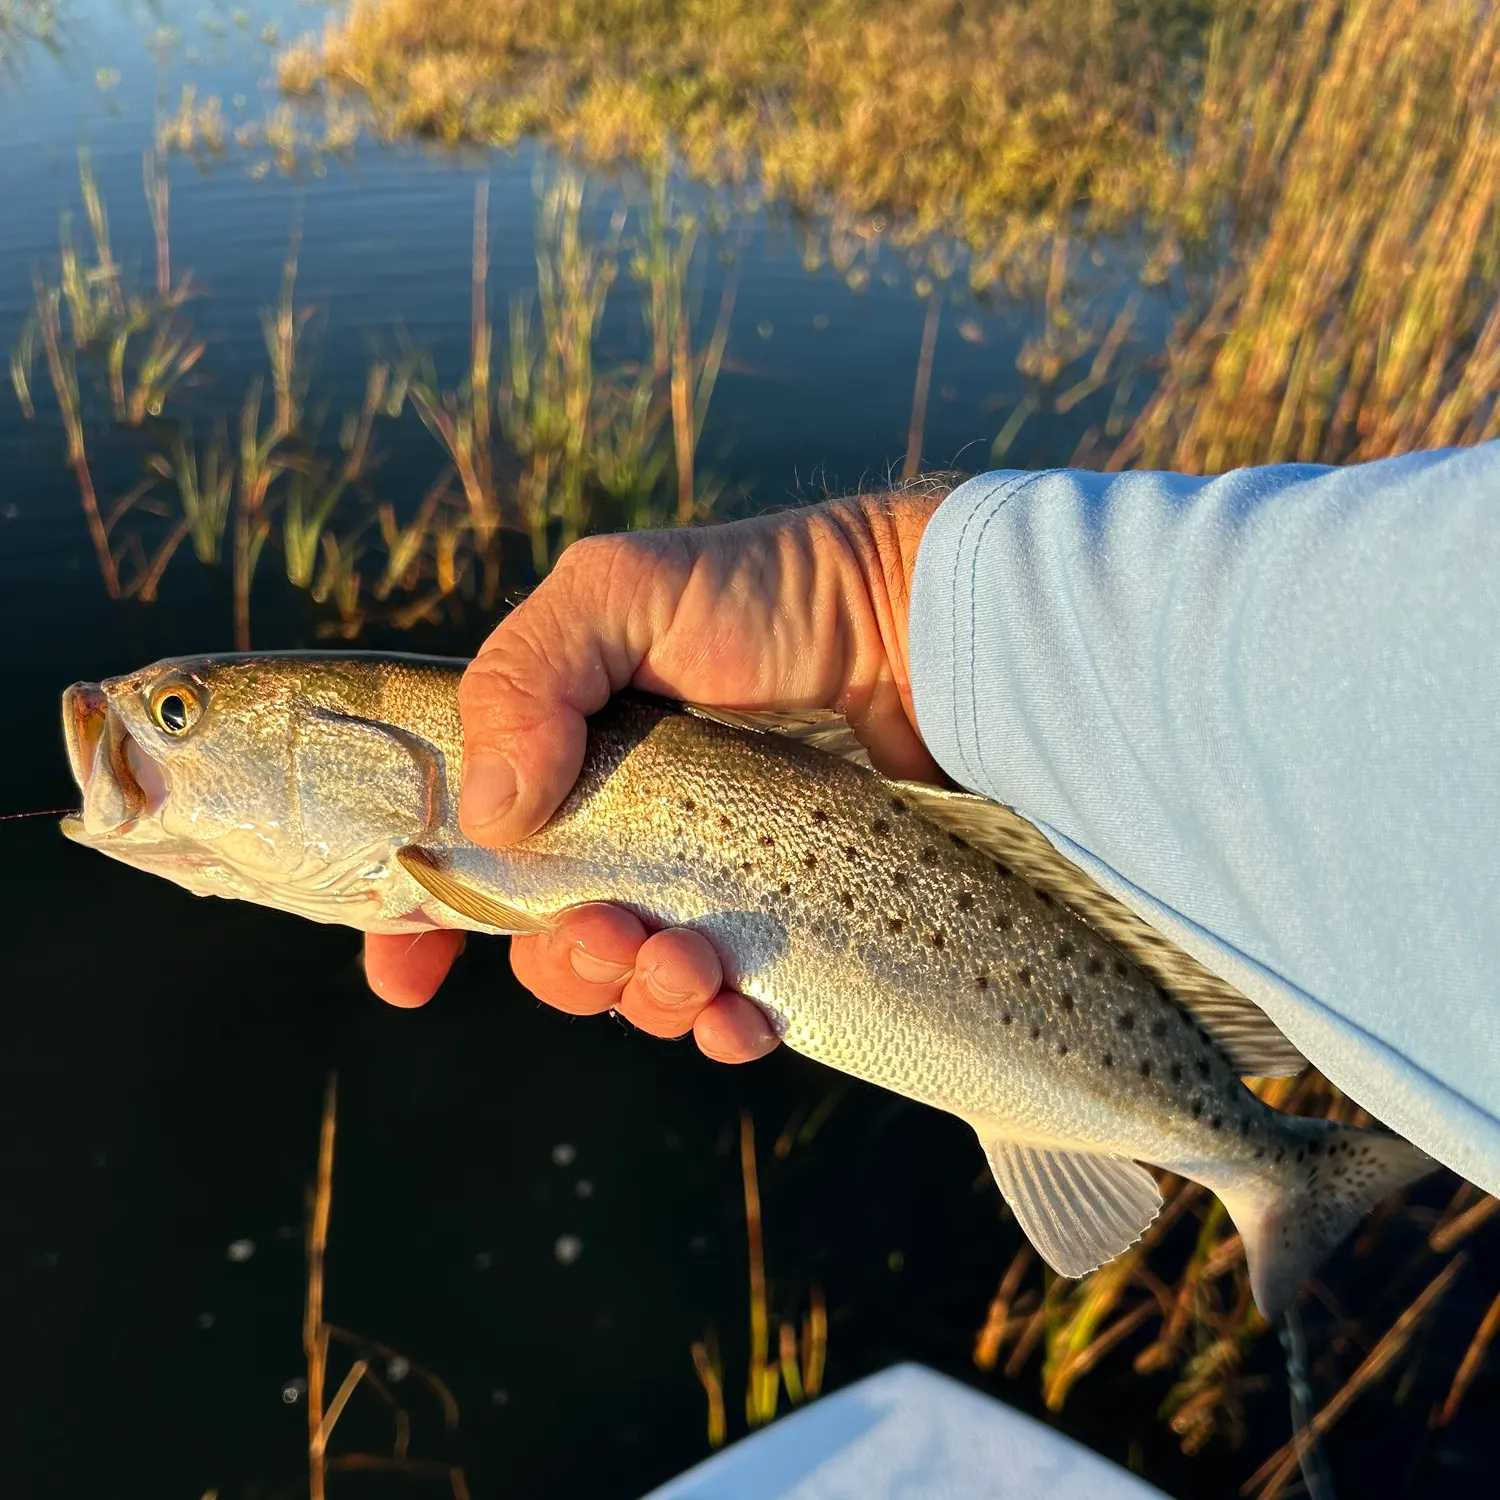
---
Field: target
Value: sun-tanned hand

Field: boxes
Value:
[363,490,945,1061]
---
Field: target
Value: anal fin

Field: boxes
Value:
[981,1137,1163,1279]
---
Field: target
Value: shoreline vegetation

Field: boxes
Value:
[280,0,1500,471]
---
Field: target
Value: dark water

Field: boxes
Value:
[1,5,1494,1498]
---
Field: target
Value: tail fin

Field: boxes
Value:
[1219,1120,1436,1319]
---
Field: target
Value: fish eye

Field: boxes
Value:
[151,686,199,737]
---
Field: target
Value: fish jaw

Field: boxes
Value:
[61,681,171,840]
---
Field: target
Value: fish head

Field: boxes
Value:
[60,654,444,923]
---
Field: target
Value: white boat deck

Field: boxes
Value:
[642,1362,1170,1500]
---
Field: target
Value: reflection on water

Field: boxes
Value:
[3,4,1498,1500]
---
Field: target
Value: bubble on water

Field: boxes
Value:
[756,320,774,340]
[554,1234,583,1265]
[473,1251,493,1271]
[226,1238,256,1262]
[551,1143,577,1167]
[812,313,830,332]
[957,317,986,345]
[282,1377,307,1404]
[387,1356,411,1383]
[574,1180,594,1200]
[491,1388,510,1408]
[196,1311,216,1331]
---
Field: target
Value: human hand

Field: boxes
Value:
[364,488,947,1059]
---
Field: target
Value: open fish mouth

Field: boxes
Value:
[61,682,169,838]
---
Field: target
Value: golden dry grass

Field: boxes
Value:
[281,0,1202,276]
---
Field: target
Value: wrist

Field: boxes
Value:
[821,485,948,721]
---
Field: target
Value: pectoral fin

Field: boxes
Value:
[981,1137,1162,1279]
[395,847,554,935]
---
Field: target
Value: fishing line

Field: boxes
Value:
[1281,1306,1336,1500]
[0,808,78,822]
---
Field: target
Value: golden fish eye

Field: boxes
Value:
[151,686,199,736]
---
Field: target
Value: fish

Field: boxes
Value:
[61,651,1434,1316]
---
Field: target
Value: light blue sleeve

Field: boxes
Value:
[907,448,1500,1195]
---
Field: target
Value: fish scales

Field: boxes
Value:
[59,652,1435,1316]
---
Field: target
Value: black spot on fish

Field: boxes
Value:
[1307,1142,1320,1155]
[812,808,829,823]
[840,893,855,911]
[949,832,965,847]
[921,847,940,866]
[1275,1149,1285,1163]
[1197,1028,1212,1047]
[1211,1116,1223,1131]
[681,798,696,813]
[803,853,817,870]
[994,861,1010,877]
[1191,1100,1204,1118]
[1197,1059,1211,1078]
[889,796,907,814]
[1056,941,1074,960]
[1035,888,1052,905]
[1139,1059,1152,1078]
[1030,1025,1041,1041]
[974,974,989,989]
[844,845,861,861]
[1060,991,1075,1011]
[930,929,946,949]
[741,860,754,872]
[1017,967,1033,987]
[993,912,1012,930]
[1058,1042,1069,1056]
[1296,1148,1305,1163]
[760,834,775,847]
[719,814,732,830]
[1117,1011,1135,1031]
[1239,1118,1251,1135]
[871,818,891,836]
[1170,1063,1183,1082]
[1102,1052,1113,1068]
[1113,959,1129,978]
[779,882,792,896]
[893,872,909,890]
[1001,1011,1013,1025]
[1151,1020,1168,1038]
[1087,957,1104,976]
[886,916,905,934]
[1254,1146,1265,1159]
[957,892,974,910]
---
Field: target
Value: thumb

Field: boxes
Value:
[456,535,683,846]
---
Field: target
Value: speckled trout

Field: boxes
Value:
[61,652,1432,1314]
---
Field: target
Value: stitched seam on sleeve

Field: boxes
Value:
[957,471,1055,792]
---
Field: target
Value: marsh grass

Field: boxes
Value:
[1111,0,1500,471]
[692,1112,828,1449]
[302,1076,473,1500]
[284,0,1500,475]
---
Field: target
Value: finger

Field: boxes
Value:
[693,991,780,1063]
[614,928,724,1039]
[509,902,648,1016]
[364,929,464,1009]
[458,534,691,847]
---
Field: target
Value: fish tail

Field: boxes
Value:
[1217,1118,1436,1320]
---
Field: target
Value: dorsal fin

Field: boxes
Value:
[683,703,873,767]
[686,702,1306,1079]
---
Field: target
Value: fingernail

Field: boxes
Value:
[462,753,517,828]
[645,968,694,1008]
[569,947,632,985]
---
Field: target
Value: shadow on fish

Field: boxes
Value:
[61,651,1434,1318]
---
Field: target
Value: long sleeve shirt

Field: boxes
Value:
[906,447,1500,1195]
